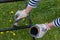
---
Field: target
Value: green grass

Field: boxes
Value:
[0,0,60,40]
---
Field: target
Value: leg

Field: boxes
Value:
[47,17,60,28]
[30,17,60,38]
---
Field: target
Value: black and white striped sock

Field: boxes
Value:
[53,17,60,27]
[28,0,40,8]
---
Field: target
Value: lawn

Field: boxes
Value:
[0,0,60,40]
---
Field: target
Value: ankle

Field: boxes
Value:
[47,22,54,28]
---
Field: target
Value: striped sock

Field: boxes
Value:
[53,17,60,27]
[28,0,40,8]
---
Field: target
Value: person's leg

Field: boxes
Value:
[47,17,60,28]
[30,17,60,38]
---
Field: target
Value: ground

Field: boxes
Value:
[0,0,60,40]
